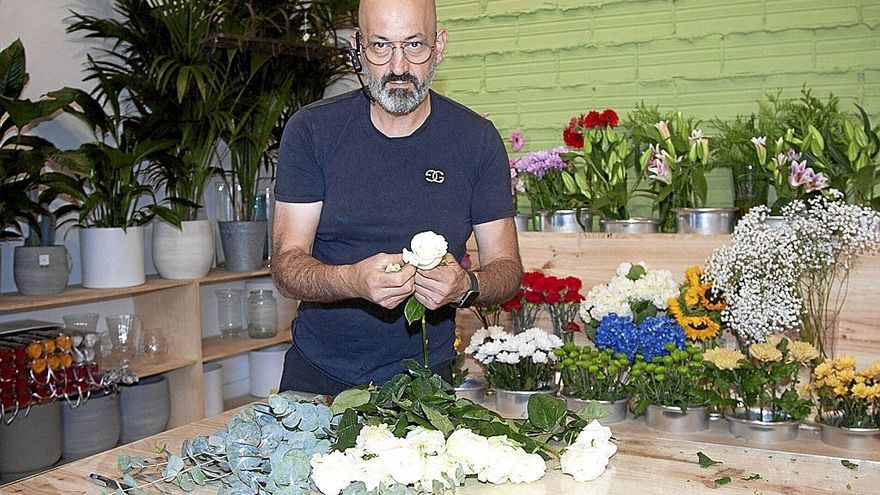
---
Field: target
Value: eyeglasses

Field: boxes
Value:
[357,32,435,66]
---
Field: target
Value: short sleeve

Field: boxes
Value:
[275,108,324,203]
[470,122,515,225]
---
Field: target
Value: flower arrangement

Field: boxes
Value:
[557,109,634,219]
[501,271,547,332]
[555,343,631,402]
[628,105,712,231]
[811,356,880,429]
[465,326,563,391]
[578,262,679,338]
[703,336,817,422]
[530,273,585,343]
[666,266,726,345]
[628,342,708,413]
[750,133,828,213]
[512,147,571,212]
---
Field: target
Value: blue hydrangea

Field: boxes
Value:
[637,315,685,362]
[595,313,640,360]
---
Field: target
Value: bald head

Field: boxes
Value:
[358,0,438,40]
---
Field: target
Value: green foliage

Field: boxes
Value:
[628,343,710,414]
[697,451,721,468]
[555,344,631,402]
[560,125,634,219]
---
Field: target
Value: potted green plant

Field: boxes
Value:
[0,39,85,295]
[511,147,574,232]
[555,343,631,424]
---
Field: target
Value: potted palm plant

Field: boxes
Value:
[0,39,85,295]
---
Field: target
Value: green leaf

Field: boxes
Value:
[841,460,858,470]
[334,409,362,451]
[0,39,27,98]
[715,476,731,486]
[697,452,721,468]
[404,297,425,325]
[421,402,454,436]
[526,394,567,431]
[330,389,371,415]
[574,400,611,422]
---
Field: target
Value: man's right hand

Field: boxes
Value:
[350,253,416,309]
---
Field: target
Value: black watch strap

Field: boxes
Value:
[451,271,480,308]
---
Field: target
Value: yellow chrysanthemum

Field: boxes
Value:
[855,375,867,385]
[798,383,812,399]
[763,334,785,347]
[813,360,834,381]
[850,382,880,400]
[834,355,857,371]
[833,384,849,397]
[838,368,856,385]
[787,341,819,364]
[682,316,721,342]
[868,384,880,400]
[823,375,842,389]
[749,342,783,362]
[685,266,702,288]
[704,348,745,370]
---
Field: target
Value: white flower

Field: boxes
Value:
[419,454,460,490]
[402,231,448,270]
[445,428,490,475]
[508,451,547,483]
[477,436,522,484]
[615,262,633,277]
[311,450,359,495]
[533,350,548,364]
[355,423,397,455]
[357,456,393,491]
[380,443,425,486]
[406,427,446,456]
[574,420,613,447]
[560,444,613,482]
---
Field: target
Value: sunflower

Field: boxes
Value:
[667,297,685,321]
[684,265,702,288]
[698,284,726,311]
[681,315,721,341]
[684,286,701,307]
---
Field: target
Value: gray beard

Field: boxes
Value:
[364,58,437,115]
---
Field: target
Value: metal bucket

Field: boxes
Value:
[494,385,558,419]
[514,214,531,232]
[454,376,487,403]
[673,208,738,235]
[725,411,800,443]
[820,423,880,452]
[564,395,629,424]
[535,210,588,233]
[599,218,661,234]
[764,215,787,229]
[645,405,709,432]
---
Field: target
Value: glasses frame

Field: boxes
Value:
[356,31,436,66]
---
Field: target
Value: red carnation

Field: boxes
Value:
[563,290,584,303]
[563,118,584,149]
[584,110,602,129]
[524,291,544,304]
[567,321,582,333]
[602,109,619,128]
[502,295,522,312]
[544,291,562,305]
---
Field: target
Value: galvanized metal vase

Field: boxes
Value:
[454,376,487,402]
[819,422,880,452]
[673,207,739,235]
[564,395,629,424]
[645,404,709,432]
[599,218,662,233]
[534,209,591,233]
[764,215,788,229]
[514,213,531,232]
[725,409,800,443]
[494,385,559,419]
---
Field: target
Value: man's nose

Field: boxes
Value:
[389,46,410,75]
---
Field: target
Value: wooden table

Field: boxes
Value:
[2,403,878,495]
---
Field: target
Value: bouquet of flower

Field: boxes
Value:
[703,336,817,422]
[501,271,547,332]
[628,342,708,414]
[628,105,712,231]
[529,273,584,343]
[666,266,726,345]
[811,356,880,428]
[555,343,631,402]
[750,133,828,213]
[558,109,633,219]
[578,262,679,338]
[465,326,563,391]
[512,147,571,212]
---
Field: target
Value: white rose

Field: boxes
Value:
[574,420,613,447]
[310,450,359,495]
[477,435,521,484]
[560,444,612,483]
[406,427,446,456]
[419,453,460,490]
[402,231,448,270]
[507,451,546,483]
[380,443,426,486]
[355,423,397,455]
[445,428,489,475]
[357,456,393,491]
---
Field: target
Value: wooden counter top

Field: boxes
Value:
[2,401,878,495]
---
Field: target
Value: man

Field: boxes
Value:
[271,0,522,396]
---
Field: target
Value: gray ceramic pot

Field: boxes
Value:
[119,375,170,444]
[0,402,62,483]
[218,220,267,272]
[61,392,121,461]
[13,245,69,296]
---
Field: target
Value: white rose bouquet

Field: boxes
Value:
[578,262,679,338]
[465,326,563,391]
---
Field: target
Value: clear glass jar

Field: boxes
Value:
[247,289,277,339]
[215,289,245,338]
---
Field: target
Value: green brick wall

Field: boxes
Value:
[432,0,880,209]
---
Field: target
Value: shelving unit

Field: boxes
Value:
[0,266,292,429]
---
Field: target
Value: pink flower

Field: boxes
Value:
[806,172,828,192]
[654,121,671,140]
[509,164,519,196]
[786,148,802,161]
[510,130,525,152]
[789,160,811,187]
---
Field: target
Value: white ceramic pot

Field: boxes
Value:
[203,363,224,418]
[248,344,289,397]
[79,226,146,289]
[152,219,214,279]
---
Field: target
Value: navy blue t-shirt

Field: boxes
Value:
[274,89,514,386]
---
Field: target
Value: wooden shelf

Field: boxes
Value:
[202,332,291,362]
[131,355,199,379]
[196,266,270,286]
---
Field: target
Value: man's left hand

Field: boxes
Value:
[413,254,470,310]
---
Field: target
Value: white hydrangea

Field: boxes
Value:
[579,262,677,322]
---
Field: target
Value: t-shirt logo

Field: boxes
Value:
[424,169,445,184]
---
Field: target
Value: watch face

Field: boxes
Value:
[458,290,479,308]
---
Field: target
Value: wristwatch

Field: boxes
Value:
[450,271,480,309]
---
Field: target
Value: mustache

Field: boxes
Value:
[382,73,419,86]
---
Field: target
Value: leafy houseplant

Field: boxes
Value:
[559,109,634,220]
[703,336,817,422]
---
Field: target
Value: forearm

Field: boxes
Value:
[270,247,358,302]
[473,256,523,306]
